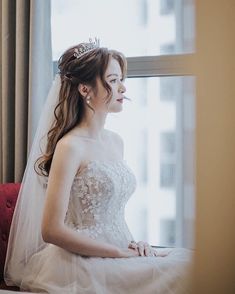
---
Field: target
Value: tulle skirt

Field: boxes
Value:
[20,244,193,294]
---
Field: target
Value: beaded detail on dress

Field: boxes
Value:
[65,160,137,247]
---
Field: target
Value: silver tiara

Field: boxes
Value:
[74,37,100,59]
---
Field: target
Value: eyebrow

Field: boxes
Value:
[106,73,119,78]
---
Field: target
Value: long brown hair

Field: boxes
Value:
[35,44,127,176]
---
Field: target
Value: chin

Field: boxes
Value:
[108,107,123,113]
[108,104,123,113]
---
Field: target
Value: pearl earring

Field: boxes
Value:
[86,96,91,104]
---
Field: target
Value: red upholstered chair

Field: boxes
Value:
[0,183,21,291]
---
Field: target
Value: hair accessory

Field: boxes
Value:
[74,37,100,59]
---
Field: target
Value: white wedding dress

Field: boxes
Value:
[20,160,192,293]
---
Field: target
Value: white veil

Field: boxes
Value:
[4,74,61,286]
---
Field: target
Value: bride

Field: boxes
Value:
[4,39,192,293]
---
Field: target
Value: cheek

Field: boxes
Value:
[110,84,119,96]
[95,87,110,103]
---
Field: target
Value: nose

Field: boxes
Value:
[119,82,126,93]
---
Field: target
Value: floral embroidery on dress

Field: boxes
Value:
[65,160,137,247]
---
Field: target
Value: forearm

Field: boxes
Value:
[42,226,121,258]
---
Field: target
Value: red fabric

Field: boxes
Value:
[0,183,21,283]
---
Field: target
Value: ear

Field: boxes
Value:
[78,83,91,97]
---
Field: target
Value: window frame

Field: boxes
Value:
[126,52,195,247]
[126,54,195,78]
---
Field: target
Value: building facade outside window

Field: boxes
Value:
[51,0,195,248]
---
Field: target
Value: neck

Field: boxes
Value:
[76,109,108,140]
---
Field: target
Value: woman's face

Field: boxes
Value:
[92,57,126,113]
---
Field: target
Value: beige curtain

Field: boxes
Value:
[0,0,53,183]
[193,0,235,293]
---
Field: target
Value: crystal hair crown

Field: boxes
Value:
[74,37,100,59]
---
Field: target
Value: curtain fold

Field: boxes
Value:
[28,0,53,152]
[0,0,53,183]
[15,0,30,181]
[1,0,16,183]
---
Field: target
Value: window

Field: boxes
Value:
[160,163,175,188]
[160,77,178,101]
[160,43,175,54]
[161,132,175,154]
[51,0,195,248]
[160,0,174,15]
[51,0,194,59]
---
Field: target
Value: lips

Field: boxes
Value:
[116,98,123,103]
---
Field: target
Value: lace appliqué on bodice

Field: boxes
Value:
[65,160,137,247]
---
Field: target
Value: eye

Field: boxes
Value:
[110,79,117,83]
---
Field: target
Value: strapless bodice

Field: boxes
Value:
[65,160,137,247]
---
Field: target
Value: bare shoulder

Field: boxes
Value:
[51,133,87,177]
[56,133,85,157]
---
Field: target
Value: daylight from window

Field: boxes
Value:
[51,0,194,59]
[51,0,195,248]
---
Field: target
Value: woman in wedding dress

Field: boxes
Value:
[4,39,192,293]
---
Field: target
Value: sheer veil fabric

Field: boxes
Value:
[4,74,61,286]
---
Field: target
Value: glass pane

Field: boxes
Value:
[105,76,195,248]
[51,0,195,59]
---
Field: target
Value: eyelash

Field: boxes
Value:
[110,79,117,83]
[110,78,124,83]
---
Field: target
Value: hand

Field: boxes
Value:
[118,247,140,258]
[128,241,169,257]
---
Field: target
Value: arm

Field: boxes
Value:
[41,138,138,258]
